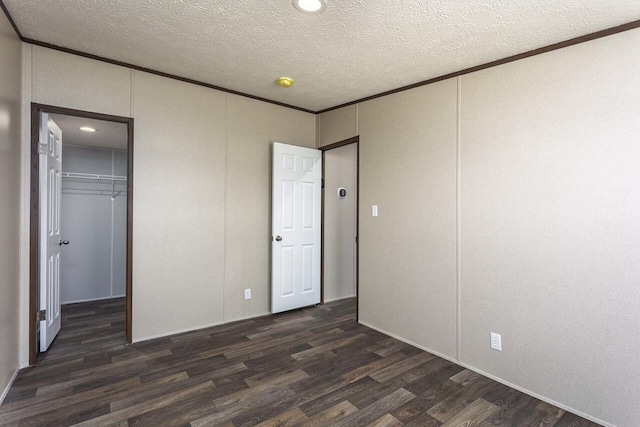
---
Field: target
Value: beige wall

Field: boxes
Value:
[131,72,227,339]
[32,47,131,117]
[317,105,357,147]
[323,143,357,302]
[225,95,315,322]
[459,30,640,427]
[319,27,640,427]
[358,80,459,360]
[19,45,317,353]
[0,11,21,402]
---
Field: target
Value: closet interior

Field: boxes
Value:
[43,113,128,359]
[60,144,127,303]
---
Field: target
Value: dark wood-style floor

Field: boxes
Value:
[1,298,600,426]
[39,298,127,363]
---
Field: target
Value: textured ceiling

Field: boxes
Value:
[50,114,128,150]
[5,1,640,112]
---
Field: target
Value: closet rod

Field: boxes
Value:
[61,171,127,182]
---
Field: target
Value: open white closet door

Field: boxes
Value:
[272,142,322,313]
[39,113,63,351]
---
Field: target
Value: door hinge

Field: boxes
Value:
[321,179,324,189]
[37,309,46,321]
[37,143,47,154]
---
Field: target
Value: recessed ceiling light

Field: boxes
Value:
[79,126,97,132]
[277,77,294,88]
[293,0,326,14]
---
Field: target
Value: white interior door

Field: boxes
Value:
[39,113,63,351]
[272,142,322,313]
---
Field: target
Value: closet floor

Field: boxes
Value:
[39,297,126,362]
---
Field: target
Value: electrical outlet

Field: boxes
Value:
[490,332,502,351]
[371,205,378,217]
[244,289,251,300]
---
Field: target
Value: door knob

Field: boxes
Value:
[275,236,283,242]
[59,239,69,246]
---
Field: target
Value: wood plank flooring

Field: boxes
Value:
[0,298,601,426]
[39,298,127,362]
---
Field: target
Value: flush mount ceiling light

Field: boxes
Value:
[277,77,294,88]
[293,0,326,14]
[79,126,97,132]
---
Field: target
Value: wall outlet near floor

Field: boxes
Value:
[244,289,252,300]
[490,332,502,351]
[371,205,378,217]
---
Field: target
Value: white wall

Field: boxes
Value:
[0,10,22,402]
[323,143,357,302]
[60,145,127,303]
[318,27,640,427]
[19,45,317,356]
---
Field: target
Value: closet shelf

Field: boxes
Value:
[62,172,127,182]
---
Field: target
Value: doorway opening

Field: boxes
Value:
[29,103,134,365]
[320,136,359,319]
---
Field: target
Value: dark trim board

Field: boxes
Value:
[28,105,39,362]
[0,0,316,114]
[319,136,359,151]
[320,152,325,306]
[317,19,640,113]
[0,0,21,39]
[320,136,360,320]
[29,103,134,365]
[21,38,316,115]
[126,116,134,345]
[0,0,313,114]
[2,1,639,115]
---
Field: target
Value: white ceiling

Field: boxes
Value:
[50,114,128,151]
[6,1,640,112]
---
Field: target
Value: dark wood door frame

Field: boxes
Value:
[319,136,360,320]
[29,103,134,365]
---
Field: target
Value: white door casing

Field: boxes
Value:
[272,142,322,313]
[39,113,63,351]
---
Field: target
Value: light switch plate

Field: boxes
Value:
[372,205,378,217]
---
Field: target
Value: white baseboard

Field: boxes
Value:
[358,320,614,427]
[134,320,226,343]
[324,295,356,303]
[222,312,272,325]
[134,311,276,344]
[62,294,125,305]
[0,368,19,406]
[358,321,460,365]
[454,362,614,427]
[136,300,361,344]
